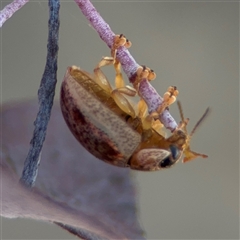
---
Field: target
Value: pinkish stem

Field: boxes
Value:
[75,0,177,131]
[0,0,29,27]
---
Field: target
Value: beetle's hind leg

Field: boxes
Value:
[93,57,137,118]
[112,34,132,89]
[93,34,131,92]
[111,55,138,118]
[93,34,138,118]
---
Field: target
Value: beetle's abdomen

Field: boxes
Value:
[60,68,141,167]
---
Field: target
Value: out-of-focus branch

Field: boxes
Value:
[20,0,60,187]
[0,0,29,27]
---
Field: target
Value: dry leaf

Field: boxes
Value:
[1,101,144,239]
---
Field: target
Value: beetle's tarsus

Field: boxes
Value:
[111,34,132,59]
[155,86,179,115]
[133,66,156,91]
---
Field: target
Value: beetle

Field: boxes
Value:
[60,67,208,171]
[60,35,208,171]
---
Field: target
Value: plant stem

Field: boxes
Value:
[74,0,177,131]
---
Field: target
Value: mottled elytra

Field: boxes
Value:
[60,66,208,171]
[61,66,176,171]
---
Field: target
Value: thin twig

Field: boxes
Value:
[20,0,60,187]
[0,0,29,27]
[74,0,178,131]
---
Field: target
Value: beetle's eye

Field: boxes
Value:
[159,156,173,168]
[159,145,181,168]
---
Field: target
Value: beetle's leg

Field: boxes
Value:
[147,86,179,119]
[133,66,156,90]
[137,98,148,119]
[111,34,132,60]
[114,59,125,89]
[111,34,132,89]
[111,34,156,118]
[111,86,137,118]
[157,86,179,114]
[112,36,171,117]
[136,98,165,137]
[111,34,149,93]
[93,56,114,93]
[152,119,165,136]
[136,66,156,82]
[110,34,141,117]
[136,86,178,134]
[94,56,137,118]
[93,34,131,92]
[137,98,153,130]
[137,87,175,126]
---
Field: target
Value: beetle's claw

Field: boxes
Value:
[95,56,114,68]
[133,66,156,90]
[138,66,156,81]
[155,86,179,115]
[142,86,178,130]
[113,34,132,49]
[111,34,132,59]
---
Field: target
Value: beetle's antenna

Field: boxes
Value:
[189,107,210,138]
[177,101,187,134]
[176,101,209,163]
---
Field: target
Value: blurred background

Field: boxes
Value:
[1,1,239,239]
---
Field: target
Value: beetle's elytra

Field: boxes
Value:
[60,35,208,171]
[60,67,142,168]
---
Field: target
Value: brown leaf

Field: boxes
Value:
[1,101,145,239]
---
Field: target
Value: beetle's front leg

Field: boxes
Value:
[144,86,179,123]
[156,86,179,115]
[137,86,178,133]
